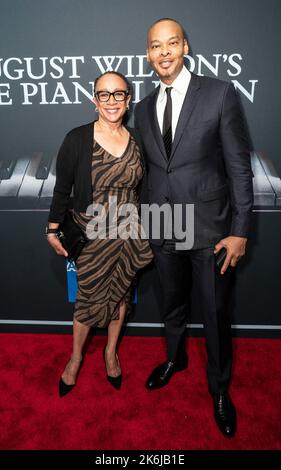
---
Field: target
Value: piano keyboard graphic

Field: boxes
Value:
[0,152,280,210]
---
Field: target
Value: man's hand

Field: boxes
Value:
[214,236,247,275]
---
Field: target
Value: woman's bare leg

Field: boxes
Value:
[61,318,90,385]
[104,301,126,377]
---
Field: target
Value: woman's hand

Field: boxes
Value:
[47,234,68,257]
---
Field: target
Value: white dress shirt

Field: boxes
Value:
[156,65,191,140]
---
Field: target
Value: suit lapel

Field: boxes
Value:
[147,87,168,162]
[169,73,201,161]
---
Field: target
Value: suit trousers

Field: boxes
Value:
[151,239,234,395]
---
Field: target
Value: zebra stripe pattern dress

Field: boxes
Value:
[72,134,153,328]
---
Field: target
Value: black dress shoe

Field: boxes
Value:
[146,354,188,390]
[103,346,122,390]
[213,392,237,437]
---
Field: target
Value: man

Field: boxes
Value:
[134,18,253,438]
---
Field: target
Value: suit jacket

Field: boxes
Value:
[134,72,254,249]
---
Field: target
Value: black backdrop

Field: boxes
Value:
[0,0,280,336]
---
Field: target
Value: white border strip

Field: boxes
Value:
[0,320,281,330]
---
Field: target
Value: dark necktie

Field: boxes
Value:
[162,87,173,159]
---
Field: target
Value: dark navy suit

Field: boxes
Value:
[135,72,253,394]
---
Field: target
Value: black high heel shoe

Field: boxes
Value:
[59,356,83,397]
[103,346,122,390]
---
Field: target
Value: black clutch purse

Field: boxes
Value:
[58,211,87,262]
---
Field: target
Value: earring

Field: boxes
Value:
[95,107,98,112]
[126,105,129,110]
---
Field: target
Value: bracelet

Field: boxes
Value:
[45,226,59,236]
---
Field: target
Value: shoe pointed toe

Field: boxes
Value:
[107,374,122,390]
[103,346,122,390]
[59,377,75,397]
[58,356,83,397]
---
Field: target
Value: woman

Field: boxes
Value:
[46,71,153,396]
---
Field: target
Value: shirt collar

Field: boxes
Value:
[158,66,191,102]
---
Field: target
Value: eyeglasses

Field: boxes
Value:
[94,90,129,102]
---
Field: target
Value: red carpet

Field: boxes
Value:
[0,334,280,450]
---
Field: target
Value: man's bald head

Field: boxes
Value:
[147,18,186,46]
